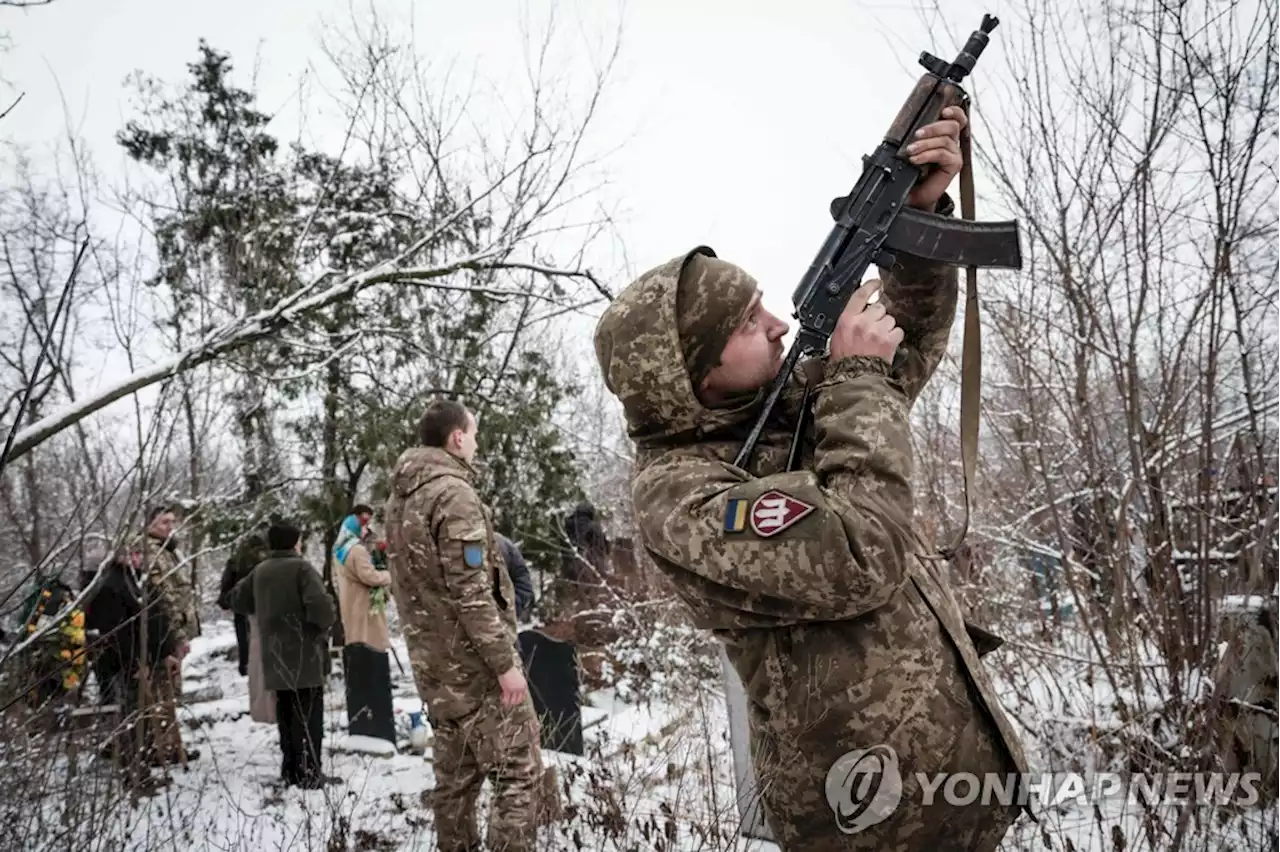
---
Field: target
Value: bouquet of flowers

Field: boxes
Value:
[369,541,390,615]
[58,610,88,691]
[25,587,88,695]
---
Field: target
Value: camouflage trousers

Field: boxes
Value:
[108,664,187,789]
[428,694,547,852]
[753,681,1022,851]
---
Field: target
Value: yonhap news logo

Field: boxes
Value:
[824,745,904,834]
[825,743,1265,833]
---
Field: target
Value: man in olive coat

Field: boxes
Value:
[230,521,336,789]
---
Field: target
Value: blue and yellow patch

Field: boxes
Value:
[723,498,749,533]
[463,543,485,567]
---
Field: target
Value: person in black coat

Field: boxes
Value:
[561,502,611,583]
[496,532,534,621]
[229,521,336,789]
[81,553,202,780]
[218,527,268,676]
[83,557,176,708]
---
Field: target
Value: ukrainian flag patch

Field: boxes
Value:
[723,498,748,533]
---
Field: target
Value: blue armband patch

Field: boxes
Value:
[463,543,485,568]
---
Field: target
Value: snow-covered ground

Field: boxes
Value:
[34,618,1275,851]
[92,620,773,851]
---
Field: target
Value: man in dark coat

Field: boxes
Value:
[496,533,535,621]
[84,558,176,709]
[82,553,202,786]
[218,525,268,676]
[556,503,617,646]
[229,521,336,789]
[561,502,610,584]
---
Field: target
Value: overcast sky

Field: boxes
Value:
[3,0,1014,429]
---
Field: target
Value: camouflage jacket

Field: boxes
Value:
[134,533,197,646]
[383,446,521,721]
[594,225,1030,844]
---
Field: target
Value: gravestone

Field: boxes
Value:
[721,645,775,842]
[1212,594,1278,797]
[343,642,396,744]
[518,629,583,756]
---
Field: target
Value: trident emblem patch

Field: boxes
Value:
[749,490,817,537]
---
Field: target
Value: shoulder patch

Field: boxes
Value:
[463,542,485,568]
[749,490,817,537]
[723,498,749,533]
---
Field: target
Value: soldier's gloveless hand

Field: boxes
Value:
[829,279,904,364]
[497,666,528,708]
[905,104,968,211]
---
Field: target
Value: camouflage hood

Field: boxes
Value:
[594,246,773,448]
[390,446,473,499]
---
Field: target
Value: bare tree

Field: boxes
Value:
[293,3,624,564]
[0,144,100,581]
[0,0,643,844]
[908,0,1277,847]
[8,13,616,472]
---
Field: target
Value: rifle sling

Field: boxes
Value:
[940,110,981,560]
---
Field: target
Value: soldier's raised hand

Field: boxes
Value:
[906,104,968,210]
[829,279,904,364]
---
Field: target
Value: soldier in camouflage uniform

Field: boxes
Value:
[132,506,201,765]
[383,399,548,852]
[593,107,1029,851]
[136,507,199,651]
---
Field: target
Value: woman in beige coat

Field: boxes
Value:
[333,510,395,743]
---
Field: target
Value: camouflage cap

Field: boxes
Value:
[676,247,759,389]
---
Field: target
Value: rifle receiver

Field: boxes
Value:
[732,13,1015,473]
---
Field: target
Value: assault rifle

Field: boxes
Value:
[734,14,1022,555]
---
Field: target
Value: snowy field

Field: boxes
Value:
[81,620,769,851]
[21,618,1275,851]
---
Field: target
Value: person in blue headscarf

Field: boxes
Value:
[333,512,364,565]
[332,504,396,745]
